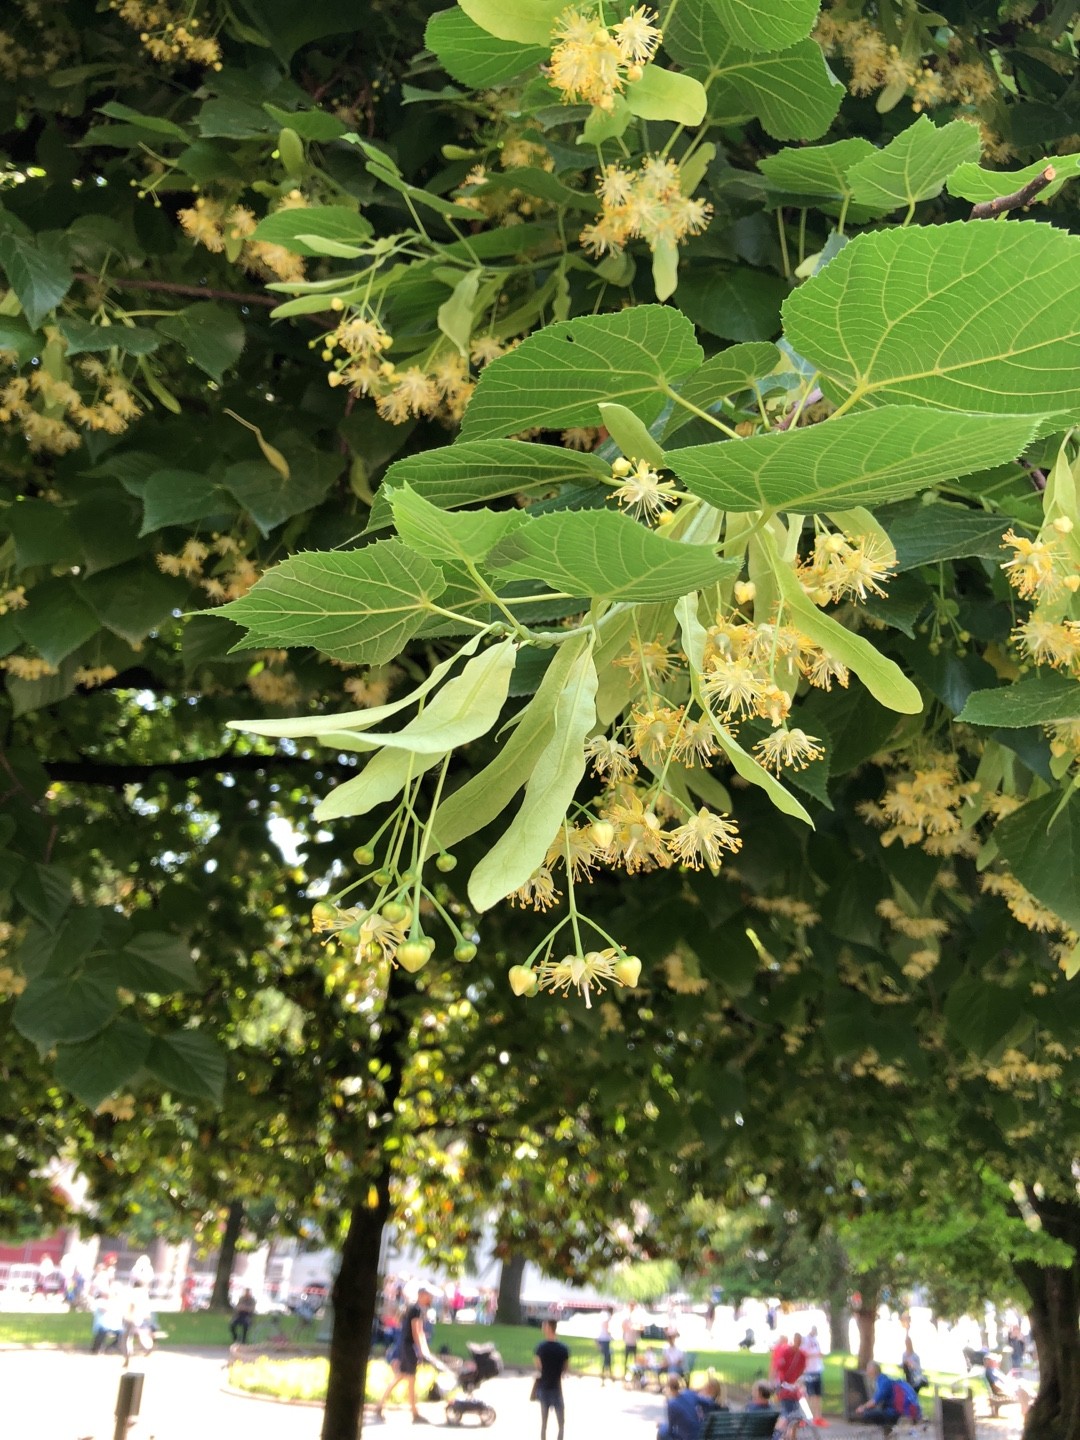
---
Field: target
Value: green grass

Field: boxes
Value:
[0,1309,244,1349]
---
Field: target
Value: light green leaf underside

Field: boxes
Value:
[459,304,703,440]
[249,205,372,258]
[946,154,1080,205]
[704,0,820,53]
[674,344,782,417]
[426,8,547,88]
[369,440,608,531]
[220,539,446,665]
[229,635,483,740]
[677,594,812,824]
[468,640,598,911]
[669,409,1036,512]
[845,116,981,213]
[487,509,737,602]
[957,674,1080,729]
[433,635,592,851]
[314,747,447,822]
[782,221,1080,417]
[771,558,923,714]
[758,138,875,199]
[457,0,564,44]
[388,484,528,565]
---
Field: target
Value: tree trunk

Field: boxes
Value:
[496,1251,527,1325]
[854,1285,879,1371]
[1016,1241,1080,1440]
[210,1199,244,1311]
[321,1172,391,1440]
[825,1285,851,1358]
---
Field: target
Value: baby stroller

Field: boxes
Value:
[443,1342,502,1427]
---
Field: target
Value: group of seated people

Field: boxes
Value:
[631,1337,690,1388]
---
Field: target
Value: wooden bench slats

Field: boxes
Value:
[702,1410,781,1439]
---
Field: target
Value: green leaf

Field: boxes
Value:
[995,792,1080,934]
[388,484,527,565]
[198,96,275,139]
[157,302,246,381]
[668,410,1037,512]
[958,675,1080,729]
[145,1029,226,1103]
[845,117,981,215]
[770,556,922,714]
[427,9,548,88]
[946,153,1080,206]
[460,305,703,441]
[432,636,591,851]
[437,268,482,356]
[0,314,39,365]
[456,0,564,44]
[223,445,339,535]
[96,101,190,141]
[310,638,516,761]
[705,0,819,51]
[118,933,200,992]
[249,205,372,258]
[54,1018,152,1110]
[782,221,1080,418]
[6,499,82,568]
[672,343,781,417]
[676,267,787,343]
[488,509,737,601]
[468,639,598,911]
[626,66,708,126]
[262,104,349,142]
[220,541,448,665]
[80,560,191,645]
[943,977,1026,1060]
[139,470,235,535]
[0,231,73,330]
[58,317,159,355]
[598,403,666,468]
[369,440,608,532]
[13,580,101,665]
[758,137,876,200]
[667,5,842,141]
[881,499,1013,572]
[14,972,117,1046]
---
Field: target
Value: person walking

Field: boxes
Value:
[596,1309,614,1385]
[375,1282,436,1424]
[622,1304,641,1381]
[535,1317,570,1440]
[801,1325,826,1424]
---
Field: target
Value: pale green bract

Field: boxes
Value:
[782,221,1080,418]
[468,637,598,912]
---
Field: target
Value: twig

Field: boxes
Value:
[970,166,1056,220]
[75,272,278,308]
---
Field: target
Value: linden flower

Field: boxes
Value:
[336,316,392,357]
[630,705,683,765]
[610,456,679,522]
[602,789,671,873]
[665,807,742,870]
[613,5,662,64]
[548,8,624,111]
[537,948,623,1007]
[585,734,638,783]
[613,636,677,683]
[754,728,825,774]
[510,865,561,911]
[701,655,768,719]
[673,715,717,766]
[544,823,603,881]
[1013,616,1080,670]
[1001,529,1060,599]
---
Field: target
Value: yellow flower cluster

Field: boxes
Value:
[860,749,980,855]
[797,530,896,605]
[0,964,27,998]
[1,654,58,680]
[0,365,142,455]
[74,666,118,689]
[247,667,301,706]
[536,947,638,1006]
[547,5,662,111]
[0,586,27,616]
[156,534,260,601]
[876,898,949,941]
[1001,525,1079,603]
[580,156,712,258]
[1001,522,1080,762]
[178,196,306,282]
[984,1046,1063,1090]
[850,1047,906,1086]
[96,1093,138,1120]
[609,456,681,522]
[342,666,400,709]
[662,949,710,995]
[814,10,999,118]
[980,870,1077,944]
[110,1,222,69]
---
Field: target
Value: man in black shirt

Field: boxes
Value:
[374,1283,435,1424]
[535,1318,570,1440]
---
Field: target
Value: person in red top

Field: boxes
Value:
[770,1334,791,1380]
[776,1331,808,1429]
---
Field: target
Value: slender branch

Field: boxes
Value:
[43,750,330,787]
[970,166,1056,220]
[75,271,279,309]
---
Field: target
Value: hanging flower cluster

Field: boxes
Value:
[0,361,142,455]
[109,0,222,69]
[580,156,712,258]
[547,5,662,111]
[178,193,307,282]
[860,749,981,856]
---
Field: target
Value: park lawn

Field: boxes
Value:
[0,1309,234,1348]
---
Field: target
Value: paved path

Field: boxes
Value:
[0,1347,1026,1440]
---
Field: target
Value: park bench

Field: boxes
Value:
[984,1377,1019,1419]
[702,1410,781,1439]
